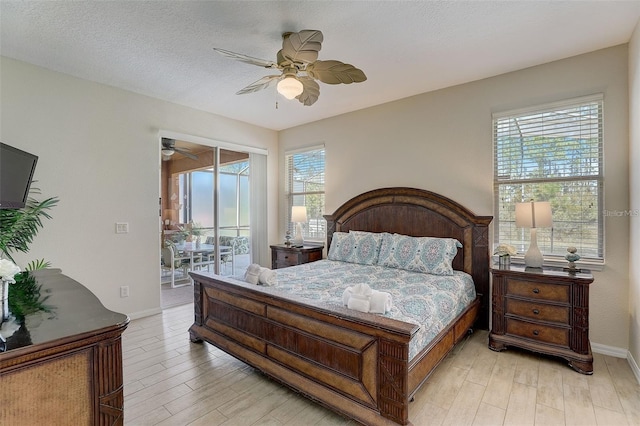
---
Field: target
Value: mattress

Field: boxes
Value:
[265,259,476,361]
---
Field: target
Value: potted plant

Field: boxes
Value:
[0,189,58,267]
[188,222,204,247]
[494,244,516,267]
[0,189,58,324]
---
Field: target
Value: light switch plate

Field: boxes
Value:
[115,222,129,234]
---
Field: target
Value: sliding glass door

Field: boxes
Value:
[162,145,253,277]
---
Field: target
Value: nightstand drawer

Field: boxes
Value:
[270,245,324,269]
[506,279,569,303]
[506,299,570,324]
[276,251,299,267]
[506,318,569,346]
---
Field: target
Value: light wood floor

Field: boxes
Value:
[123,303,640,426]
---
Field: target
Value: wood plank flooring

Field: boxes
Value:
[123,303,640,426]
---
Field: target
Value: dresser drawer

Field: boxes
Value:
[506,318,569,346]
[506,299,570,324]
[506,279,569,303]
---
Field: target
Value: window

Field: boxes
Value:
[493,95,603,261]
[176,160,250,239]
[177,170,214,227]
[285,146,325,241]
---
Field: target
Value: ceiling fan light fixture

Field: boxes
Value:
[161,148,174,156]
[277,76,303,100]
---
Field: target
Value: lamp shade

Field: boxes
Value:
[291,206,308,223]
[515,201,552,228]
[277,76,304,100]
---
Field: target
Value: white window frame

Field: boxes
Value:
[493,94,604,263]
[285,145,326,243]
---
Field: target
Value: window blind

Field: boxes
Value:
[285,146,326,241]
[493,95,603,260]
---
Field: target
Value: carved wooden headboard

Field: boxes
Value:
[324,187,493,329]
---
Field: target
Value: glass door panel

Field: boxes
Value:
[162,145,251,277]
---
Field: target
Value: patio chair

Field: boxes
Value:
[161,245,191,288]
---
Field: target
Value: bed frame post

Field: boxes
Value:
[379,339,411,425]
[472,224,491,330]
[190,279,204,343]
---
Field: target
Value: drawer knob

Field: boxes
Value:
[284,256,289,259]
[533,309,540,315]
[533,288,540,294]
[533,330,539,336]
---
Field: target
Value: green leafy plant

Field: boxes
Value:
[1,188,58,325]
[8,271,54,321]
[0,188,58,266]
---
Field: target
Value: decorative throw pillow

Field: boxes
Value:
[349,230,386,263]
[377,233,462,275]
[327,231,383,265]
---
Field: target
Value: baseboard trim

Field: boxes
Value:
[592,342,628,358]
[627,351,640,385]
[128,306,162,320]
[592,342,640,385]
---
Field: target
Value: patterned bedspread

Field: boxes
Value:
[268,259,476,361]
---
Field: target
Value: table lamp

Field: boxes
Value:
[291,206,308,247]
[515,201,552,269]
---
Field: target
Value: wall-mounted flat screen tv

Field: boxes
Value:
[0,143,39,209]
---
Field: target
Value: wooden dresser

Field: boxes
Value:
[270,244,324,269]
[0,269,129,424]
[489,265,594,374]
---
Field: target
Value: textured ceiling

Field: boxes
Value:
[2,1,639,131]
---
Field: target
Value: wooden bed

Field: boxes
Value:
[189,187,492,425]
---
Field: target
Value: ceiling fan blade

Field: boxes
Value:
[213,48,279,69]
[306,60,367,84]
[276,49,293,68]
[174,148,198,160]
[281,30,323,64]
[236,75,281,95]
[296,77,320,106]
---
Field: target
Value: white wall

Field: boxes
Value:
[280,45,631,351]
[0,57,279,318]
[629,21,640,371]
[1,43,634,353]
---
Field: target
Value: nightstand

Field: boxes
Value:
[270,244,324,269]
[489,265,594,374]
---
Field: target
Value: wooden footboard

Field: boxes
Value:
[190,273,423,425]
[189,273,479,425]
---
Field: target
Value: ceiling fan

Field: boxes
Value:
[161,138,198,160]
[214,29,367,106]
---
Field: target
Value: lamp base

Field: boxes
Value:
[292,222,304,247]
[524,228,544,269]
